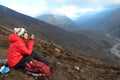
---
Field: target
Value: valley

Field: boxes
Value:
[0,5,120,80]
[107,34,120,58]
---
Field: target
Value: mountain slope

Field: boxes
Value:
[0,5,101,54]
[36,14,81,31]
[0,34,120,80]
[0,5,76,49]
[102,8,120,38]
[75,9,116,30]
[75,6,120,38]
[0,5,120,65]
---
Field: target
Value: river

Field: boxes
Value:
[107,34,120,57]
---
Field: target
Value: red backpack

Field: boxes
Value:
[25,59,51,80]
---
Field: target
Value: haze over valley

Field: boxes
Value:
[0,1,120,79]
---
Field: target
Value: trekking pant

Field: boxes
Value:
[14,50,50,69]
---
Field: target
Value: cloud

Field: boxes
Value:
[104,0,120,5]
[0,0,120,18]
[0,0,48,16]
[50,0,120,7]
[52,5,105,19]
[53,5,79,18]
[49,0,120,19]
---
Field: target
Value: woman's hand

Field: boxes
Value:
[30,34,35,40]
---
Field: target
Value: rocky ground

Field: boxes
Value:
[0,34,120,80]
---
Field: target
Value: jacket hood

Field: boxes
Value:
[8,34,23,43]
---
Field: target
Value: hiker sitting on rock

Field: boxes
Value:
[7,28,51,69]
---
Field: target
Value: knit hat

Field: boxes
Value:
[14,28,27,36]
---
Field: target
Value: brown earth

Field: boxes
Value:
[0,34,120,80]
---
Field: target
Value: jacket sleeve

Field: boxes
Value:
[16,40,34,55]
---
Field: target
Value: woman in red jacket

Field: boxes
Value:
[7,28,50,69]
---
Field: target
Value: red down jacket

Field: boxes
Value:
[7,34,34,68]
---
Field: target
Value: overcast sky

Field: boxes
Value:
[0,0,120,19]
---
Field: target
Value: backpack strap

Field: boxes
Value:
[27,71,46,80]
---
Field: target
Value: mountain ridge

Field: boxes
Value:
[0,5,120,65]
[0,5,101,54]
[0,33,120,80]
[36,14,81,31]
[75,6,120,30]
[0,5,120,80]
